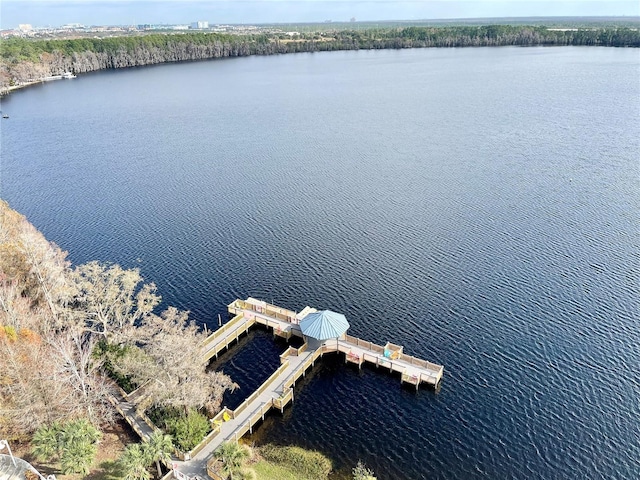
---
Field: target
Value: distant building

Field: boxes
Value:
[190,21,209,29]
[18,24,33,31]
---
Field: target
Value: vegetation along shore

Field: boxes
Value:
[0,199,380,478]
[1,24,639,94]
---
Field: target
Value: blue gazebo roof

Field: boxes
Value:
[299,310,350,341]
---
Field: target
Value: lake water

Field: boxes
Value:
[1,47,639,480]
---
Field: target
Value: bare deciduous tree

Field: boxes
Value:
[116,307,237,415]
[1,200,73,332]
[72,261,160,344]
[0,329,71,437]
[48,328,116,426]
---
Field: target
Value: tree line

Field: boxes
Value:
[1,25,638,88]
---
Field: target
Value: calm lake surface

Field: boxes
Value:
[2,47,639,479]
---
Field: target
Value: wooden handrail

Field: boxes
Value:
[279,346,297,363]
[345,334,386,353]
[202,314,246,346]
[232,299,298,320]
[230,401,273,443]
[233,361,290,418]
[281,347,322,390]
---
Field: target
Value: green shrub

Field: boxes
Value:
[164,408,210,452]
[259,444,332,479]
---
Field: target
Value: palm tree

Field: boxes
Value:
[143,431,174,478]
[120,443,152,480]
[32,423,60,462]
[58,419,101,475]
[213,442,250,479]
[32,420,101,475]
[60,438,97,475]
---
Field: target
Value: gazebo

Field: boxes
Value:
[299,310,350,345]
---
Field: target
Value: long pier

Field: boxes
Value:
[174,298,444,479]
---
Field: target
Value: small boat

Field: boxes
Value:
[62,72,76,79]
[1,114,8,119]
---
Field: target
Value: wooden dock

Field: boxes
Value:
[173,298,444,479]
[227,298,444,388]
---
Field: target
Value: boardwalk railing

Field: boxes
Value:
[228,401,274,443]
[183,418,223,460]
[207,459,226,480]
[280,346,297,363]
[273,387,293,411]
[176,359,294,459]
[398,352,444,374]
[282,346,324,391]
[202,314,245,347]
[344,334,385,354]
[202,314,256,362]
[232,361,290,419]
[229,299,300,324]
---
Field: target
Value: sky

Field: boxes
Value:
[1,1,639,29]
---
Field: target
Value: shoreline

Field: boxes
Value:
[1,79,47,96]
[1,25,638,97]
[1,43,637,99]
[1,73,75,97]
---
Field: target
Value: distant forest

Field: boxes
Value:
[1,25,639,88]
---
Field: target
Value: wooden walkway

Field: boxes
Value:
[108,383,158,441]
[140,298,443,479]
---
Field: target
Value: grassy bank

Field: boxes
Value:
[253,460,315,480]
[212,442,335,480]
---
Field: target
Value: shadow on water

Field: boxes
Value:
[207,327,288,410]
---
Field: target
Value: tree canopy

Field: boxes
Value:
[1,26,638,89]
[0,200,236,446]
